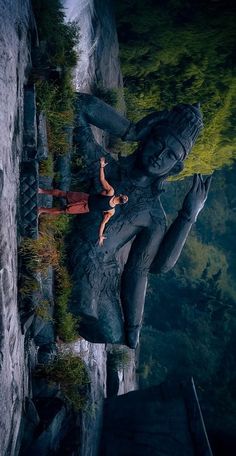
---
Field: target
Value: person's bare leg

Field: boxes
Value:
[38,207,67,216]
[38,188,68,198]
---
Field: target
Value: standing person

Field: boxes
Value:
[38,157,128,246]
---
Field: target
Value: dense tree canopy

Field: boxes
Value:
[115,2,236,451]
[137,167,236,453]
[115,0,236,178]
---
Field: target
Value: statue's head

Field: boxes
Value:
[137,103,203,177]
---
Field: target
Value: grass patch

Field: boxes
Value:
[55,265,79,342]
[20,232,60,275]
[36,352,89,411]
[92,85,120,107]
[39,154,54,177]
[32,0,79,156]
[39,214,71,239]
[38,216,78,342]
[35,299,53,321]
[36,80,74,156]
[19,275,40,298]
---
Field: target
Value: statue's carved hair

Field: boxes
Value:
[136,103,203,158]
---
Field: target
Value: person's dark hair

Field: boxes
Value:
[118,195,128,204]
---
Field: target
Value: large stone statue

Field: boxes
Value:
[68,93,211,348]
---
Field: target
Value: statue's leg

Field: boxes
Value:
[74,98,108,166]
[75,93,132,139]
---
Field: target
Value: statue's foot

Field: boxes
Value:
[125,325,140,349]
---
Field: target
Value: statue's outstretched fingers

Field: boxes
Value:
[199,174,205,193]
[192,173,199,191]
[205,175,213,197]
[196,173,202,192]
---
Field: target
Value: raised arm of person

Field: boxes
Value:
[98,210,115,246]
[99,157,114,195]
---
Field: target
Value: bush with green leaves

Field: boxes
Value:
[108,347,131,371]
[36,352,90,411]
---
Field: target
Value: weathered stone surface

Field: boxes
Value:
[37,342,58,364]
[23,85,37,161]
[21,311,35,334]
[18,397,40,454]
[101,379,212,456]
[34,320,55,347]
[25,398,67,455]
[0,1,35,454]
[37,111,48,160]
[19,161,39,238]
[32,377,60,399]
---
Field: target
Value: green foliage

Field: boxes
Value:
[36,352,89,411]
[33,0,79,157]
[109,137,137,157]
[32,0,79,69]
[39,214,71,239]
[115,0,236,177]
[39,154,54,177]
[19,276,40,298]
[36,80,74,156]
[20,233,60,275]
[39,215,78,342]
[108,347,131,371]
[55,266,79,342]
[92,85,120,108]
[35,300,53,321]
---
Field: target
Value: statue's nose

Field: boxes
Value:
[155,149,166,160]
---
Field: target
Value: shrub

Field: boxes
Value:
[36,80,74,156]
[39,214,71,239]
[35,300,53,321]
[39,154,54,177]
[108,347,131,371]
[19,275,40,298]
[20,232,60,274]
[92,85,120,107]
[32,0,79,70]
[36,352,90,411]
[55,265,79,342]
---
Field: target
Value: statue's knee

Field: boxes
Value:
[125,325,141,349]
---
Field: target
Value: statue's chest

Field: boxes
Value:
[111,184,164,227]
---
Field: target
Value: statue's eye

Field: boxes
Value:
[167,150,177,160]
[153,138,164,150]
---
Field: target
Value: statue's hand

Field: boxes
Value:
[181,174,212,222]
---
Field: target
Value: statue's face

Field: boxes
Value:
[140,125,185,176]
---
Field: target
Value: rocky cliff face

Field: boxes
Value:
[0,1,35,454]
[63,0,123,92]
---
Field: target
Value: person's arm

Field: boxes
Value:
[99,157,114,195]
[98,210,115,246]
